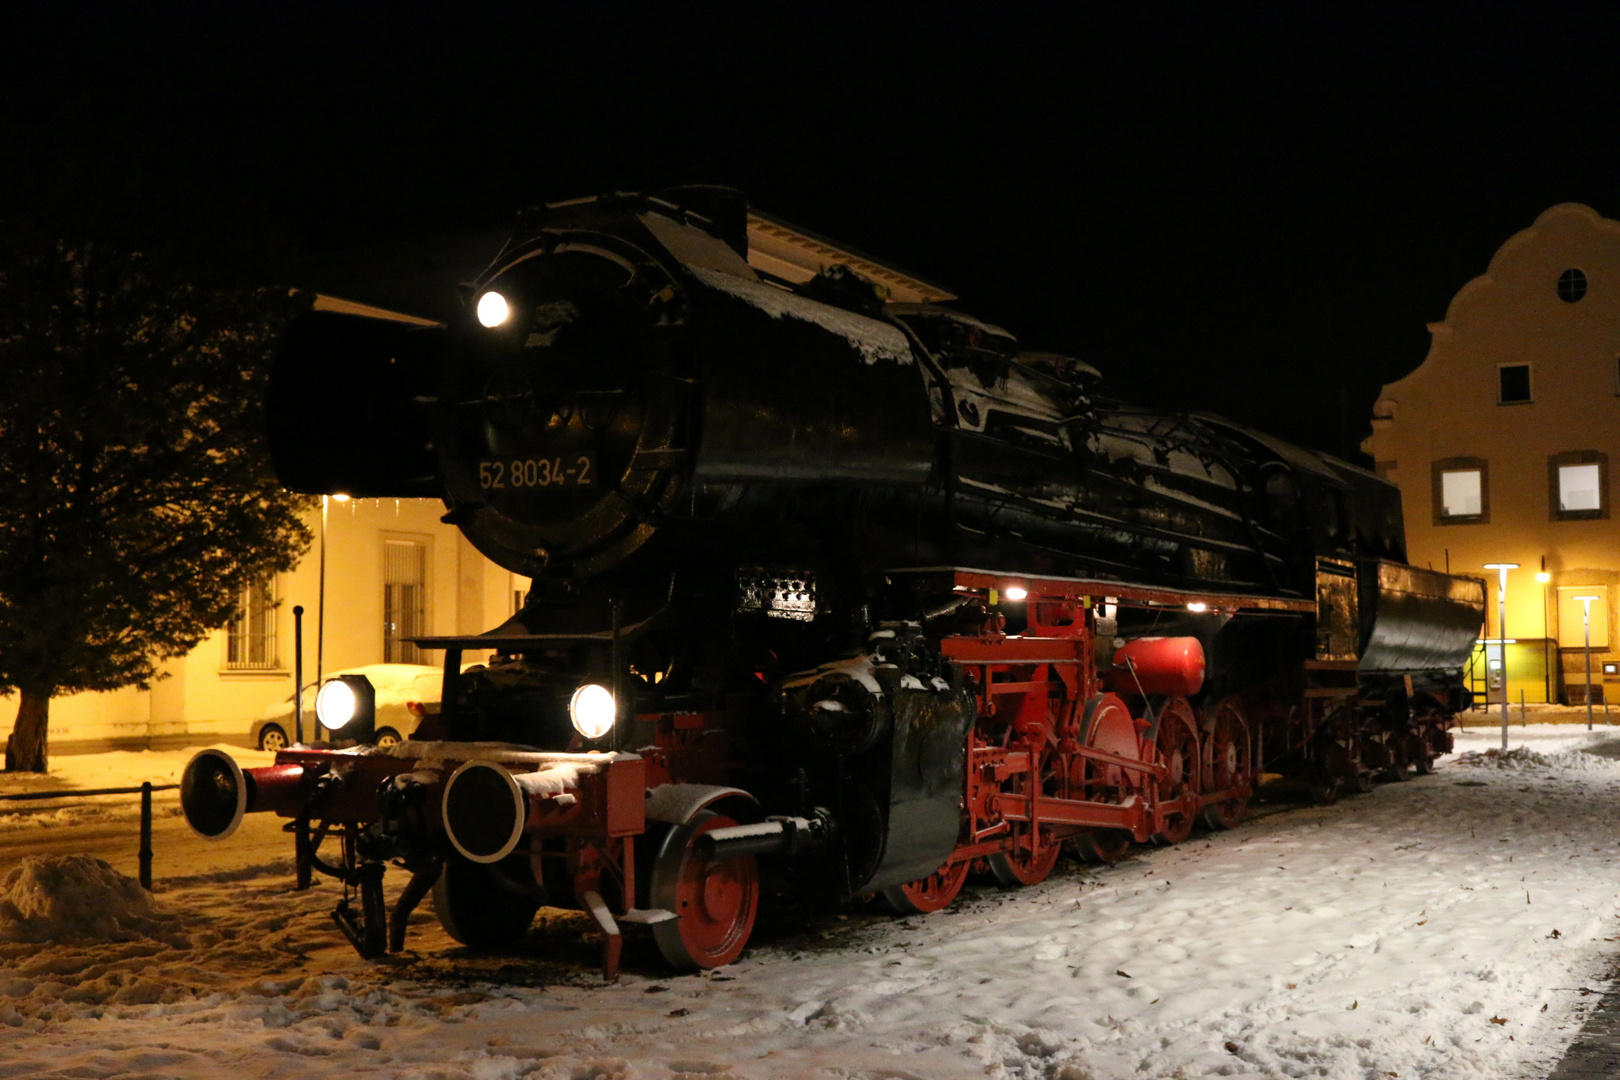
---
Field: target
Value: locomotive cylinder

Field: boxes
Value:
[1105,637,1206,697]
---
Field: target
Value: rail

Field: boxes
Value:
[0,781,178,890]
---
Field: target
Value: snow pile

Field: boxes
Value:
[3,724,1620,1078]
[0,855,171,944]
[1454,744,1620,771]
[686,264,914,365]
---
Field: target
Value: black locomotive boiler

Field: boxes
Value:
[183,189,1486,975]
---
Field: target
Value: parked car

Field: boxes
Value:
[251,664,445,751]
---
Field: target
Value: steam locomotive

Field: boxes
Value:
[182,189,1485,976]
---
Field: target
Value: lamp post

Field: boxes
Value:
[1576,594,1603,731]
[1484,563,1519,751]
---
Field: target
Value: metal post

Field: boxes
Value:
[1585,601,1595,731]
[610,597,624,751]
[1577,595,1602,732]
[317,496,328,741]
[1485,564,1518,751]
[293,605,305,746]
[1520,689,1526,728]
[1501,586,1509,750]
[139,781,153,890]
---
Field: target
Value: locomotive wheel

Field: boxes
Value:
[988,749,1061,887]
[881,859,971,914]
[432,853,541,950]
[647,811,759,970]
[1070,694,1144,863]
[1201,697,1251,830]
[1151,700,1198,845]
[1308,766,1342,805]
[1073,829,1133,864]
[1382,738,1414,782]
[1411,729,1438,775]
[1323,731,1371,794]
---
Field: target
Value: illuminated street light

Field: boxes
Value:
[1575,595,1603,731]
[1484,563,1519,750]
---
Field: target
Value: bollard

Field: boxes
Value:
[139,781,153,890]
[294,605,305,746]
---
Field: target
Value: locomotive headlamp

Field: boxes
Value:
[569,683,616,739]
[1003,586,1028,602]
[315,675,376,741]
[476,290,511,328]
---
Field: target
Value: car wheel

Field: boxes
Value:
[374,727,402,749]
[258,724,288,752]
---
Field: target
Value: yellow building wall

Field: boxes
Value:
[0,497,525,753]
[1364,203,1620,702]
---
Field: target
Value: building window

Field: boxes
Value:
[226,577,278,670]
[383,539,427,664]
[1498,364,1532,404]
[1558,267,1588,303]
[1549,450,1609,521]
[1432,457,1489,525]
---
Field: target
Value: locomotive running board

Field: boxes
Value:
[888,566,1316,613]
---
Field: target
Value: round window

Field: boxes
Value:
[1558,268,1588,303]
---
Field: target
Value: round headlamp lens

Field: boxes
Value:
[569,683,616,739]
[476,291,510,328]
[315,679,357,729]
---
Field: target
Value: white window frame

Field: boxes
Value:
[1497,362,1533,405]
[225,576,280,671]
[382,536,430,664]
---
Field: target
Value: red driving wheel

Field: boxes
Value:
[883,858,971,914]
[648,810,759,970]
[1201,695,1251,830]
[988,745,1062,887]
[1151,698,1198,845]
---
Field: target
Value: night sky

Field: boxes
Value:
[9,2,1620,460]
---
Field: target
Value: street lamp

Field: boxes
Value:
[1484,563,1520,750]
[1575,594,1603,731]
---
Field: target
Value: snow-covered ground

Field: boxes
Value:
[3,726,1620,1079]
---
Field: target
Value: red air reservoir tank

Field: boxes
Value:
[1107,637,1206,696]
